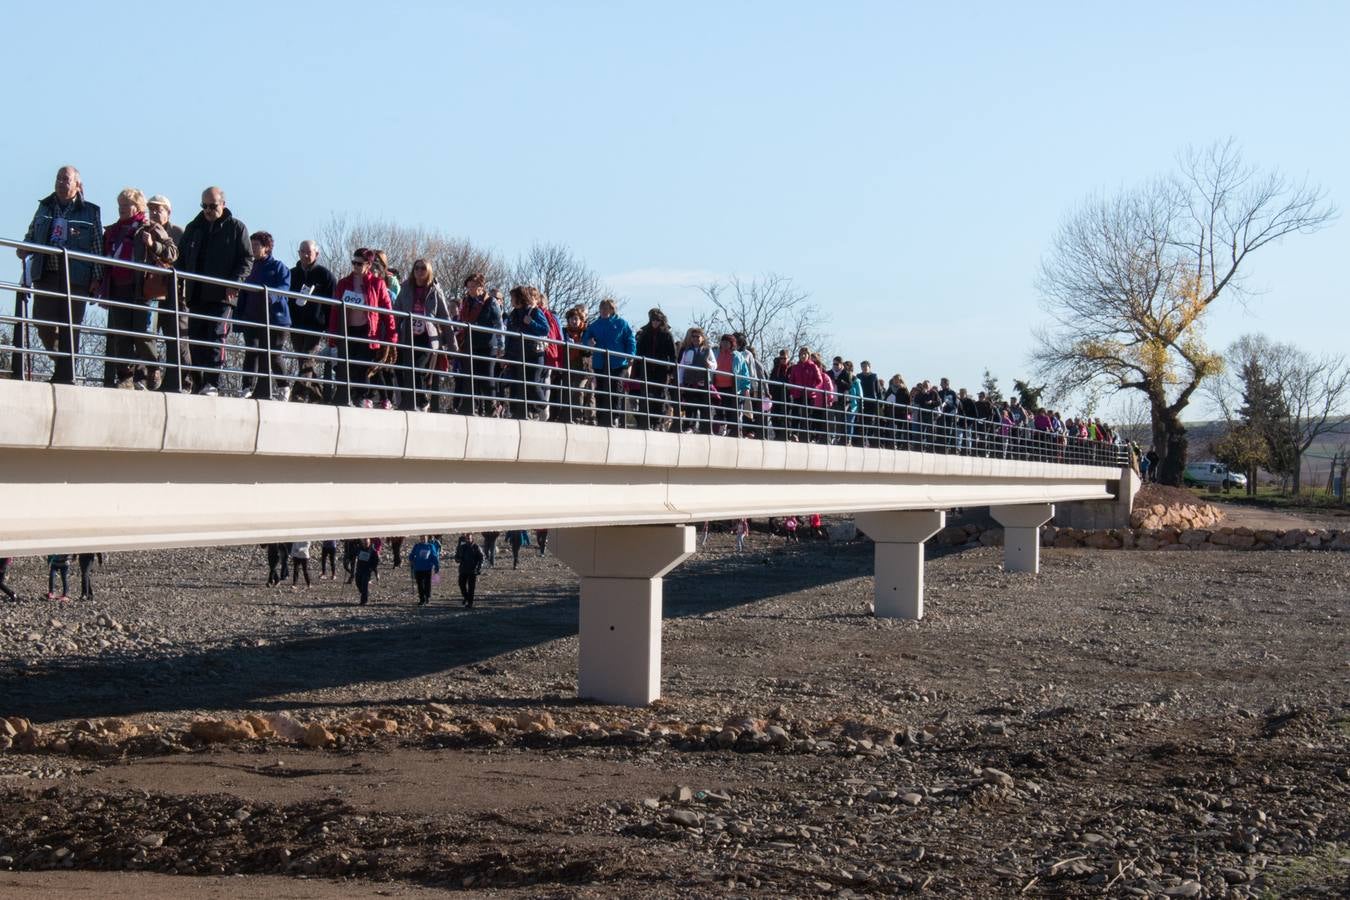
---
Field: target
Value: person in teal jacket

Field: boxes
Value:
[581,298,636,428]
[842,361,863,446]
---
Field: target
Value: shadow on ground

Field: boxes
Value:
[5,541,880,721]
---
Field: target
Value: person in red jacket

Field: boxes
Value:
[328,247,396,407]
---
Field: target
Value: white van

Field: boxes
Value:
[1183,460,1247,491]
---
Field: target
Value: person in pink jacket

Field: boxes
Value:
[786,347,833,442]
[328,247,397,407]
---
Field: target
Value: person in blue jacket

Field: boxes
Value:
[238,231,292,400]
[581,298,637,428]
[407,535,440,606]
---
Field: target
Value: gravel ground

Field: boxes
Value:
[1,531,1348,898]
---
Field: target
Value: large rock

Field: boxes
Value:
[189,719,257,743]
[302,722,334,748]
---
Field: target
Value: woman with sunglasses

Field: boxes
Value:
[328,248,396,407]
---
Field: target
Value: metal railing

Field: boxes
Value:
[1,238,1129,469]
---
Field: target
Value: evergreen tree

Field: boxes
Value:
[980,369,1003,404]
[1237,360,1296,484]
[1012,378,1047,413]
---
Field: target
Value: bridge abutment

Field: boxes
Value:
[553,525,696,706]
[990,503,1055,573]
[854,510,946,620]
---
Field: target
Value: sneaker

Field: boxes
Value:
[381,399,394,410]
[199,385,219,397]
[360,399,374,409]
[57,595,70,603]
[278,386,292,402]
[46,591,56,600]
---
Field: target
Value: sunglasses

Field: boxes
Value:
[200,202,221,210]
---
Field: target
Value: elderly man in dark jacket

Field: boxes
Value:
[175,186,251,395]
[15,166,104,384]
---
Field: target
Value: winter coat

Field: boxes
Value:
[788,360,831,407]
[636,325,677,384]
[394,279,454,344]
[505,306,549,362]
[22,192,104,287]
[176,208,252,309]
[581,315,637,373]
[239,254,292,326]
[289,261,338,335]
[328,272,396,349]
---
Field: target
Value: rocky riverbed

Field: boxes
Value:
[1,534,1347,897]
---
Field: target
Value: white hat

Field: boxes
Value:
[147,194,172,211]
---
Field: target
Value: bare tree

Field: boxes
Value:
[510,243,607,316]
[314,213,510,300]
[694,274,828,355]
[1034,140,1335,485]
[1216,334,1350,494]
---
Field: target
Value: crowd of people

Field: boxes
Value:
[2,517,845,608]
[7,168,1131,466]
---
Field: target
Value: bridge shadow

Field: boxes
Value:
[3,541,877,722]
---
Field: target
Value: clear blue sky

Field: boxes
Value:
[6,1,1346,419]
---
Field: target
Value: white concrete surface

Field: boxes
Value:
[554,525,696,706]
[855,510,946,619]
[991,503,1056,573]
[0,381,1126,555]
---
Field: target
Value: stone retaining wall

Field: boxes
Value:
[1128,501,1224,531]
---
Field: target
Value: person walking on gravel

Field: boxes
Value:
[481,531,499,568]
[352,538,379,606]
[46,554,71,601]
[735,517,750,552]
[319,539,338,580]
[408,536,440,606]
[0,557,18,602]
[290,541,312,588]
[506,530,524,569]
[264,543,282,586]
[455,533,485,608]
[783,515,799,544]
[77,552,101,601]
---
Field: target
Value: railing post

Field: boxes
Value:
[62,248,76,385]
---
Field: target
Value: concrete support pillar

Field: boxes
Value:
[854,510,946,620]
[553,525,695,706]
[990,503,1055,574]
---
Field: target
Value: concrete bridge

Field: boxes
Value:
[0,379,1135,705]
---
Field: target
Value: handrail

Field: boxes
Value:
[2,236,1130,468]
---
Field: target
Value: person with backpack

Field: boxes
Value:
[455,533,485,608]
[408,536,440,606]
[352,538,380,606]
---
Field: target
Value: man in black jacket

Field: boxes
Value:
[289,240,337,403]
[974,390,996,457]
[857,360,881,447]
[175,187,251,395]
[15,166,104,384]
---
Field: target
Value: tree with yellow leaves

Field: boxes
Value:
[1033,141,1334,485]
